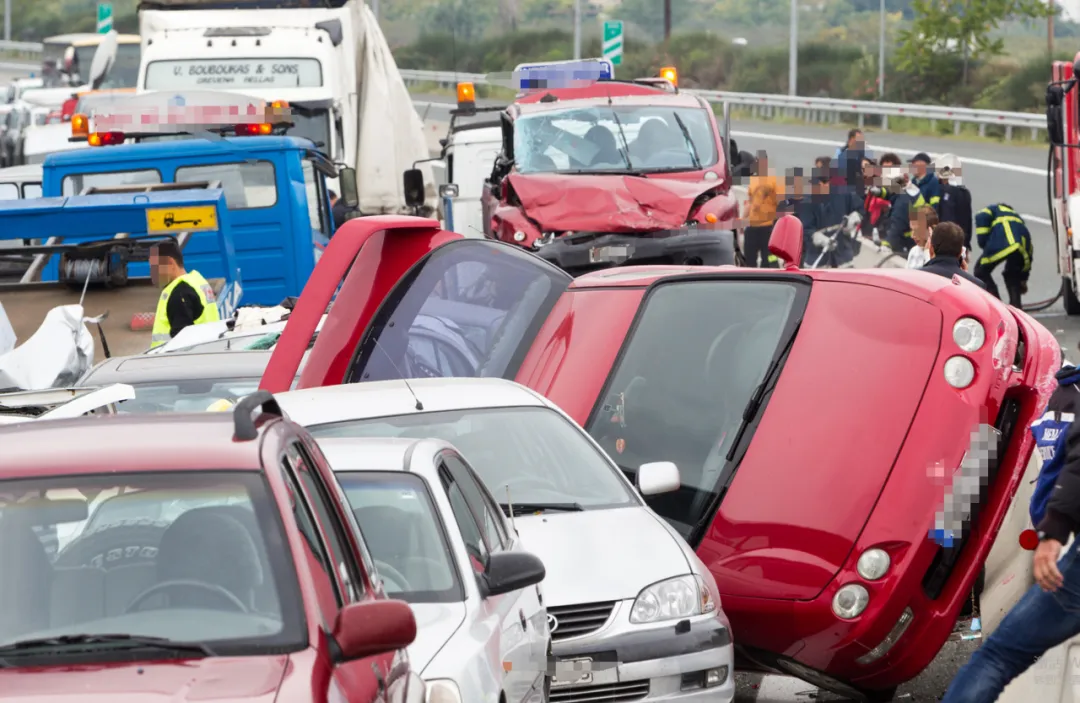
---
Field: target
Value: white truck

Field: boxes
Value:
[136,0,432,212]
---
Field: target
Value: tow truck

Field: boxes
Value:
[410,60,743,274]
[0,188,241,360]
[36,89,358,305]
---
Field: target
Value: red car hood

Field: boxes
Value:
[0,656,287,701]
[506,172,720,232]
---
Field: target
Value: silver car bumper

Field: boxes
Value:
[549,601,734,702]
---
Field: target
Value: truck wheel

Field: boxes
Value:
[1064,277,1080,315]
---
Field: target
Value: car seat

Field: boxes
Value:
[354,505,436,592]
[153,507,264,611]
[584,126,621,167]
[0,516,53,639]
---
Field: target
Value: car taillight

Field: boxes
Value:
[88,131,125,146]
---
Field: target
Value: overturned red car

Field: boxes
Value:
[262,215,1059,700]
[473,64,741,274]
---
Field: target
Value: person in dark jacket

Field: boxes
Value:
[974,203,1033,308]
[1029,358,1080,527]
[920,222,987,289]
[939,353,1080,703]
[910,152,942,207]
[777,167,805,216]
[834,128,867,198]
[933,154,974,252]
[799,165,860,267]
[883,166,927,255]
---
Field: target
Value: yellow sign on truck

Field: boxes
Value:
[145,205,218,234]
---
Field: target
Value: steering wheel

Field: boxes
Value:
[125,579,248,614]
[374,560,410,592]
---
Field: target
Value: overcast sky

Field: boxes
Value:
[1056,0,1080,21]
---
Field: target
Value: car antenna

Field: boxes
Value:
[505,485,517,534]
[370,336,424,411]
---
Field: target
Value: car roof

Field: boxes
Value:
[81,350,273,385]
[514,90,703,115]
[44,136,315,168]
[276,377,550,428]
[0,164,43,182]
[315,436,422,473]
[0,414,268,477]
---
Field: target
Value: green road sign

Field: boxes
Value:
[603,20,623,66]
[97,3,113,34]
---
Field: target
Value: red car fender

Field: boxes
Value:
[689,192,738,226]
[491,204,541,247]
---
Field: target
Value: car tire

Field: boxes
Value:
[1065,277,1080,316]
[54,520,169,569]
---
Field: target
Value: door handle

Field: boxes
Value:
[519,609,527,630]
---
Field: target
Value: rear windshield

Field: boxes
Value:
[74,43,141,89]
[176,161,277,210]
[585,279,807,540]
[62,169,162,196]
[119,377,262,413]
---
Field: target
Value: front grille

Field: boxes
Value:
[549,601,616,641]
[550,680,650,702]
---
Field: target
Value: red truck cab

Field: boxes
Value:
[477,68,741,274]
[0,393,422,703]
[262,215,1059,700]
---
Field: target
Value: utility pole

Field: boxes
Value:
[664,0,671,42]
[372,0,379,22]
[4,0,10,42]
[573,0,581,59]
[789,0,797,96]
[878,0,885,97]
[1049,7,1055,58]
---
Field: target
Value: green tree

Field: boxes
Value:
[897,0,1052,85]
[613,0,694,42]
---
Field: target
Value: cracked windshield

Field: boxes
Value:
[514,104,719,173]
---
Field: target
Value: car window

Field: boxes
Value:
[585,280,805,539]
[287,443,360,603]
[62,169,161,196]
[302,159,331,239]
[442,453,506,550]
[0,183,18,200]
[176,161,277,210]
[22,183,41,199]
[309,406,637,511]
[279,452,343,618]
[347,240,569,384]
[439,463,488,575]
[0,471,305,652]
[336,471,463,603]
[116,378,262,413]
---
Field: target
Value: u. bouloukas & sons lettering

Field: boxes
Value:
[174,61,303,86]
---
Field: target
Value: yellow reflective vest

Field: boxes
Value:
[150,271,221,348]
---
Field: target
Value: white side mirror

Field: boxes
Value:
[637,461,680,496]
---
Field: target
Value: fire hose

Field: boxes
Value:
[1021,142,1068,312]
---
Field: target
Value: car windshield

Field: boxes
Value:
[334,472,461,603]
[309,406,637,510]
[0,471,303,656]
[74,44,141,89]
[118,378,262,413]
[62,169,161,196]
[514,104,718,174]
[584,280,808,540]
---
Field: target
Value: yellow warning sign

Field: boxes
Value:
[145,206,218,234]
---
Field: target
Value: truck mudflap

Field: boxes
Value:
[534,229,736,274]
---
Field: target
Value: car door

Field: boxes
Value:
[279,439,388,703]
[260,221,572,392]
[440,451,541,703]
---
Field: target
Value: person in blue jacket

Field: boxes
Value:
[1030,357,1080,529]
[798,164,861,267]
[882,166,927,255]
[909,152,942,207]
[973,203,1033,307]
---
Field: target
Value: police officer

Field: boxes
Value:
[148,240,221,349]
[973,203,1033,307]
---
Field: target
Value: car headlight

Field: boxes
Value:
[425,679,462,703]
[856,548,890,581]
[944,356,975,388]
[630,575,715,624]
[953,318,985,352]
[832,584,869,619]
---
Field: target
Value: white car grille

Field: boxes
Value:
[548,601,616,641]
[550,680,649,702]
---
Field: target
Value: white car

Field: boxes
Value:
[314,435,549,703]
[276,377,736,703]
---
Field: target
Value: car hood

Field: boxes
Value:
[506,172,720,232]
[0,655,287,701]
[407,602,467,676]
[513,507,690,605]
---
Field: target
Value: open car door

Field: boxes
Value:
[261,216,572,393]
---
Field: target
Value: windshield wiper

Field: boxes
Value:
[672,112,701,170]
[608,109,635,171]
[500,502,584,516]
[0,634,215,658]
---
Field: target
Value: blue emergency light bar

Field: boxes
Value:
[512,59,615,91]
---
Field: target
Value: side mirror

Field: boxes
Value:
[338,167,359,208]
[481,551,545,597]
[332,599,416,662]
[403,168,425,208]
[637,461,681,495]
[439,183,459,199]
[768,214,804,270]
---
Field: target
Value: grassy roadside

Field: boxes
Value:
[406,83,1046,148]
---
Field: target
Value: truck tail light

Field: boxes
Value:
[234,123,273,136]
[88,131,125,146]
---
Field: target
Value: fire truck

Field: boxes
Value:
[1046,55,1080,313]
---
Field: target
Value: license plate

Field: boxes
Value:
[589,245,632,263]
[552,658,593,688]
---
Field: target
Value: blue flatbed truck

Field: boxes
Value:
[0,188,241,360]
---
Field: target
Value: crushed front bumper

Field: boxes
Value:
[533,229,736,275]
[549,602,735,702]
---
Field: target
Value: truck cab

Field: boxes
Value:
[41,89,359,306]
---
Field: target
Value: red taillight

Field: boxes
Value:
[234,123,272,136]
[88,131,125,147]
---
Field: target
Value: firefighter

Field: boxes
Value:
[973,204,1033,308]
[148,240,221,349]
[934,154,974,253]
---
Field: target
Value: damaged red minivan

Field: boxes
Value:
[261,215,1059,701]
